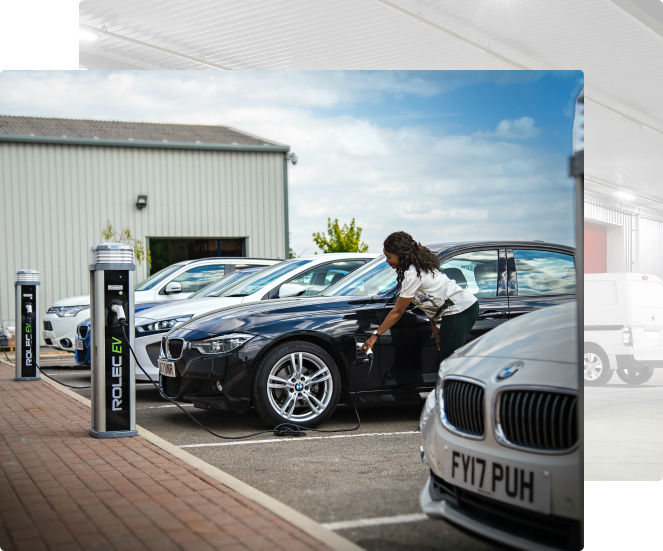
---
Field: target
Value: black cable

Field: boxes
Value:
[120,324,361,440]
[36,363,92,389]
[4,349,91,389]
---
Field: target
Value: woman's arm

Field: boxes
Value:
[361,296,413,352]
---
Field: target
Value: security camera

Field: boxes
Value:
[286,152,298,165]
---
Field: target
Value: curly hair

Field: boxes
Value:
[383,231,440,287]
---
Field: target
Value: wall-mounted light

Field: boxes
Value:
[136,195,148,209]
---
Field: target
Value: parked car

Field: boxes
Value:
[159,241,575,427]
[73,267,266,367]
[43,256,278,352]
[419,301,581,550]
[584,272,663,385]
[135,253,376,381]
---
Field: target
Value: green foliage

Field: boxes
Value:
[101,221,151,268]
[288,247,297,259]
[312,218,369,253]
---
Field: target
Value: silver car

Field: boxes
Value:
[419,302,581,551]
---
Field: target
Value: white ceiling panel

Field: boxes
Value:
[78,0,663,205]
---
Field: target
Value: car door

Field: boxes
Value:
[161,263,226,300]
[262,259,370,299]
[506,247,576,317]
[440,247,509,339]
[377,247,508,389]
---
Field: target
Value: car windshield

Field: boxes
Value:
[190,269,261,298]
[323,256,397,297]
[219,259,311,297]
[135,264,183,291]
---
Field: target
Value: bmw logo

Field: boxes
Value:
[295,382,304,391]
[496,361,523,381]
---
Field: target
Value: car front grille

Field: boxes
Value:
[165,338,184,360]
[77,325,88,339]
[160,373,182,397]
[441,379,485,437]
[43,321,53,331]
[497,390,578,451]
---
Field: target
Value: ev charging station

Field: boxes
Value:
[89,243,138,438]
[14,269,40,381]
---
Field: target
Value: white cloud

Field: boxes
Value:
[475,116,541,140]
[0,71,574,255]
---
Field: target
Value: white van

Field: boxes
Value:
[584,272,663,385]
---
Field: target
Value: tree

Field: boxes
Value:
[312,218,369,253]
[101,221,151,268]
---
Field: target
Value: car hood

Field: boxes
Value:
[441,302,578,389]
[455,302,577,363]
[135,296,244,324]
[49,295,90,308]
[169,295,372,341]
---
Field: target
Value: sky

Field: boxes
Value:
[0,70,582,256]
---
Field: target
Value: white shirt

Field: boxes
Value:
[399,265,477,316]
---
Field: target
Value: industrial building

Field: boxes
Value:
[0,115,291,336]
[585,187,663,277]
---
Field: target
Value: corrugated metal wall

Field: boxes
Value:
[1,142,287,332]
[585,191,663,278]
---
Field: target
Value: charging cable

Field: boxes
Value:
[119,324,362,440]
[3,349,92,389]
[3,308,92,389]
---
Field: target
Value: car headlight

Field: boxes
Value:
[192,333,254,354]
[136,315,193,335]
[48,306,88,317]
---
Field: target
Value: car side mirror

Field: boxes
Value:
[164,281,182,295]
[279,283,307,298]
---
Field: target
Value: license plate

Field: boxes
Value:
[444,447,551,514]
[158,359,176,377]
[75,339,84,351]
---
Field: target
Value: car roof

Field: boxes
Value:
[427,241,575,254]
[173,256,281,266]
[289,252,378,261]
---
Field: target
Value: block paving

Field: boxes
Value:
[0,361,336,550]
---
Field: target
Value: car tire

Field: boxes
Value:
[616,365,654,385]
[583,345,612,386]
[252,341,341,428]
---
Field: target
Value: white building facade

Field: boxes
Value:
[0,115,291,334]
[585,188,663,278]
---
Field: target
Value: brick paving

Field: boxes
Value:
[0,361,338,551]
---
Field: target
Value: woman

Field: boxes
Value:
[362,231,479,363]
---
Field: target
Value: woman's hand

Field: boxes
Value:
[362,334,377,353]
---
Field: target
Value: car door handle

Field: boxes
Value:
[478,309,507,320]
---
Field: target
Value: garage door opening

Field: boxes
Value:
[148,237,246,274]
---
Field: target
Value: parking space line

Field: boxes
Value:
[180,430,420,448]
[322,513,428,531]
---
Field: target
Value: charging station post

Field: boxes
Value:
[89,243,138,438]
[14,269,40,381]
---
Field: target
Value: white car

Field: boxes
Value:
[584,272,663,386]
[419,302,581,551]
[133,253,376,381]
[42,256,277,352]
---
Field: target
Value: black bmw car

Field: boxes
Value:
[159,241,575,427]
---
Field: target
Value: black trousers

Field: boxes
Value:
[436,300,480,364]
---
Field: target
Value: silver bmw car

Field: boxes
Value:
[419,302,581,550]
